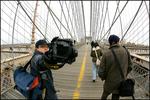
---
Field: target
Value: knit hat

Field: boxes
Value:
[35,39,48,48]
[108,35,120,45]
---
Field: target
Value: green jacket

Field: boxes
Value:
[99,44,133,94]
[90,46,103,62]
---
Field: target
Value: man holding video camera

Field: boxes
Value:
[29,37,78,99]
[30,39,58,99]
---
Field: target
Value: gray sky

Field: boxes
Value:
[1,1,149,45]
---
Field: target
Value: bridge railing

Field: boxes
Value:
[1,54,32,95]
[130,53,149,69]
[129,53,149,96]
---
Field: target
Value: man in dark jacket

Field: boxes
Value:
[30,39,58,99]
[99,35,133,99]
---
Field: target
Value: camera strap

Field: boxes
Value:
[23,55,34,70]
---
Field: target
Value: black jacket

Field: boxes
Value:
[30,50,57,97]
[30,50,54,82]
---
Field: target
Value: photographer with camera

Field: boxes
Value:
[13,37,78,99]
[30,37,78,99]
[30,39,58,99]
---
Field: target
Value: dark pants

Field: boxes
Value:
[101,91,119,100]
[30,80,58,100]
[44,80,58,100]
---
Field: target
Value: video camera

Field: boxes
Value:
[44,37,78,66]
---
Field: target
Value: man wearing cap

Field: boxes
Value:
[98,35,133,99]
[30,39,58,99]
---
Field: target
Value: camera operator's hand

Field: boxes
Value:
[43,54,65,70]
[44,62,65,70]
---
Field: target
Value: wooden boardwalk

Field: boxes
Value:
[1,45,149,99]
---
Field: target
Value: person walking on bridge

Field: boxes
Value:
[98,35,133,99]
[90,42,103,82]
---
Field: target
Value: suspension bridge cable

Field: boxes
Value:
[1,20,22,43]
[121,1,143,40]
[128,21,148,42]
[144,0,149,17]
[97,1,105,40]
[59,1,72,36]
[108,1,120,36]
[116,1,123,37]
[1,17,30,42]
[105,1,120,40]
[140,37,149,44]
[90,0,92,38]
[17,0,50,42]
[75,1,84,38]
[78,2,84,36]
[23,1,52,39]
[59,2,63,38]
[133,30,149,43]
[2,1,32,41]
[9,1,33,29]
[11,2,19,67]
[92,1,97,39]
[44,1,73,38]
[97,1,109,41]
[45,1,51,38]
[100,1,129,42]
[65,1,76,40]
[70,1,79,39]
[95,1,101,37]
[126,14,148,41]
[81,0,86,42]
[74,2,80,35]
[106,2,111,39]
[94,1,99,40]
[123,6,146,39]
[44,1,64,39]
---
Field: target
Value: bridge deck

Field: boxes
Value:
[1,45,149,99]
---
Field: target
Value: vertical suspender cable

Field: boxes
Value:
[81,0,86,42]
[45,1,51,39]
[90,0,92,40]
[65,1,76,41]
[98,1,109,41]
[97,1,105,41]
[59,1,72,38]
[11,2,19,67]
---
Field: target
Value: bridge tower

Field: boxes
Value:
[30,0,39,52]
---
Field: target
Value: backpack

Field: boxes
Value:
[13,56,41,98]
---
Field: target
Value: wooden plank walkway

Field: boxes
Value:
[1,45,149,99]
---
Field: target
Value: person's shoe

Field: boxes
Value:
[93,80,96,82]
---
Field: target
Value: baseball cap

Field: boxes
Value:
[35,39,48,48]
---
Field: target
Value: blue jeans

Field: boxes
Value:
[92,62,97,80]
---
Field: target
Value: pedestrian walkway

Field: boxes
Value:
[1,45,148,99]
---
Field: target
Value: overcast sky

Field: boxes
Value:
[1,1,149,45]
